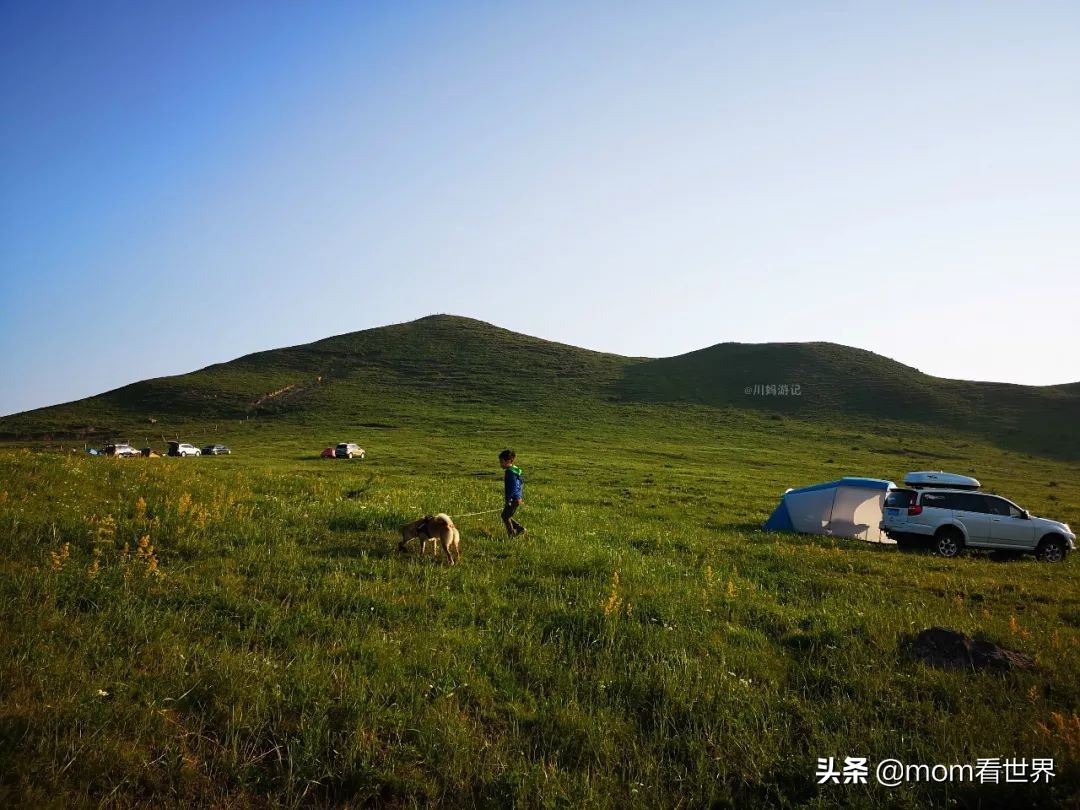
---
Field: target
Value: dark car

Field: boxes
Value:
[201,444,231,456]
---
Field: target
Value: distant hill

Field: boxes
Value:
[617,341,1080,457]
[3,315,1078,458]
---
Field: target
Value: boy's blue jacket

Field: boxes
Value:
[504,465,523,501]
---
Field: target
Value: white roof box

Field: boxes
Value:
[903,471,980,490]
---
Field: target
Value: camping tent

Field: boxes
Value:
[763,477,896,542]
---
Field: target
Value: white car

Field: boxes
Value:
[881,484,1074,562]
[335,442,365,459]
[103,443,140,458]
[168,442,201,457]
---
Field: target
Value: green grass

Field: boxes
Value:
[1,399,1079,808]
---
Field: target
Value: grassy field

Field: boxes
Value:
[2,399,1079,808]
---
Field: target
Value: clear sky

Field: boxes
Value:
[3,1,1079,416]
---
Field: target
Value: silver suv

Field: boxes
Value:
[335,442,365,459]
[881,488,1074,562]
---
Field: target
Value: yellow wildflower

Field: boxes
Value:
[602,571,623,617]
[49,543,71,571]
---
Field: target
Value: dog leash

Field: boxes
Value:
[454,508,504,518]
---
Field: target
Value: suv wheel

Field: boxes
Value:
[935,527,963,558]
[1036,536,1067,563]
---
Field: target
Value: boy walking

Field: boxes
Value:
[499,448,527,538]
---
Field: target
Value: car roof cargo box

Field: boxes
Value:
[903,471,980,490]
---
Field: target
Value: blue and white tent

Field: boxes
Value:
[763,477,896,542]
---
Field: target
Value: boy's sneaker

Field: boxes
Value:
[515,528,528,538]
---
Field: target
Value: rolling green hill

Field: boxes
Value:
[618,341,1080,457]
[2,314,1078,458]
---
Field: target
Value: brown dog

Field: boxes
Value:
[399,513,461,565]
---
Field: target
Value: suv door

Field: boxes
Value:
[949,493,994,547]
[986,497,1036,549]
[915,490,957,534]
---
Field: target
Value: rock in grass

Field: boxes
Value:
[910,627,1036,672]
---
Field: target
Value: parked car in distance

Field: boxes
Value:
[320,447,336,459]
[881,487,1075,562]
[335,442,365,459]
[201,444,231,455]
[167,441,201,457]
[103,443,140,458]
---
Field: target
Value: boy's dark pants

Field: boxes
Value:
[502,500,525,536]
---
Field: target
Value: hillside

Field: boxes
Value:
[617,342,1080,457]
[0,317,630,442]
[2,315,1078,458]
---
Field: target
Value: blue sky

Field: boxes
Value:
[3,1,1079,415]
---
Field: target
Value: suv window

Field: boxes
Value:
[920,491,958,509]
[920,491,989,511]
[952,493,990,513]
[985,497,1022,518]
[885,490,915,508]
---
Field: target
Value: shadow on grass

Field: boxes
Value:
[322,537,399,560]
[986,550,1029,563]
[321,535,457,561]
[894,541,934,556]
[328,511,410,534]
[323,530,479,563]
[893,541,1033,564]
